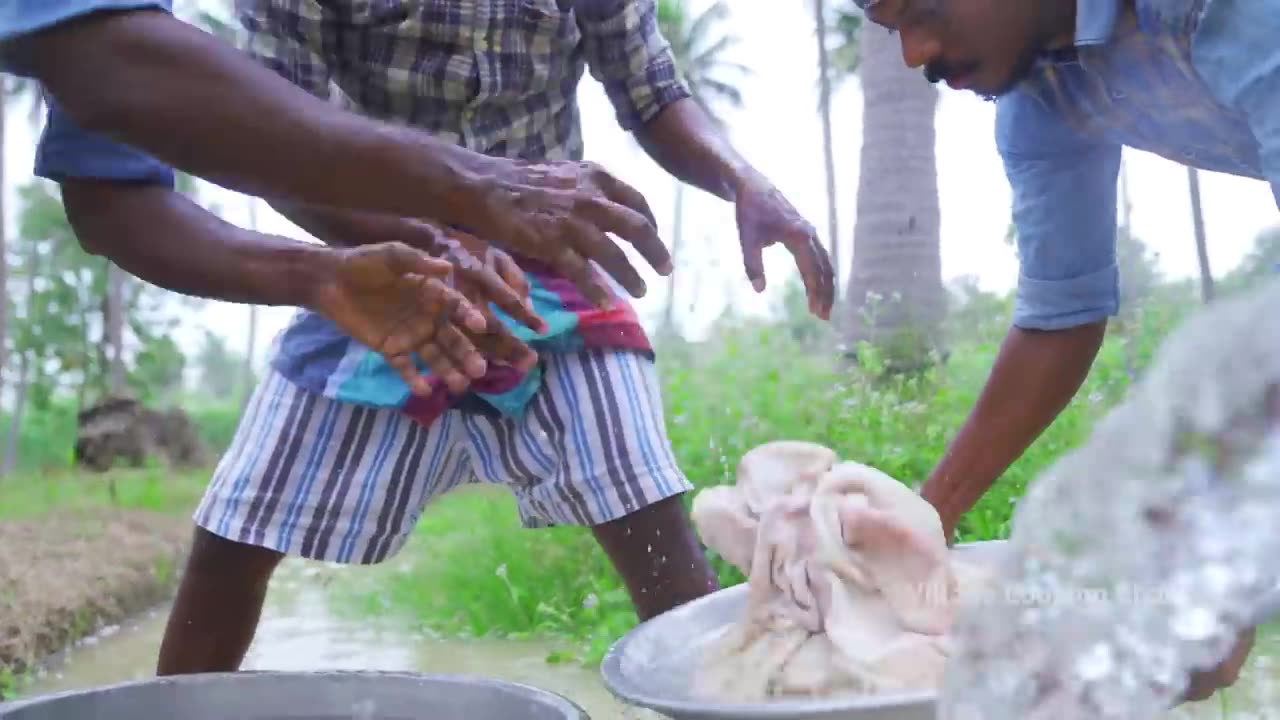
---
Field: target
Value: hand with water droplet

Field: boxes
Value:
[732,170,834,320]
[431,224,546,374]
[304,242,494,396]
[469,158,671,309]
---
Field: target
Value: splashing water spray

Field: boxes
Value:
[938,277,1280,720]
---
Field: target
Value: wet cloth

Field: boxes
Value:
[689,441,992,700]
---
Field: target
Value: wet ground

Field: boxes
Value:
[20,559,656,718]
[17,558,1280,719]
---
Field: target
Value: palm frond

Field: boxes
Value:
[656,0,746,123]
[697,77,745,109]
[684,0,732,54]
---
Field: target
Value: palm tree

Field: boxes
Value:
[0,78,50,473]
[813,0,839,288]
[1187,167,1214,303]
[655,0,748,337]
[242,198,260,412]
[843,18,946,373]
[812,2,862,299]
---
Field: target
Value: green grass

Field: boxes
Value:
[0,466,210,521]
[330,307,1188,668]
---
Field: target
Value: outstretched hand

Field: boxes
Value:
[470,159,672,309]
[733,171,835,320]
[305,242,536,396]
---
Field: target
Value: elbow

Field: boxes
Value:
[59,180,146,258]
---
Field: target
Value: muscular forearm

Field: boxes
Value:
[921,321,1107,534]
[19,9,501,223]
[634,98,753,201]
[62,180,335,307]
[271,200,443,253]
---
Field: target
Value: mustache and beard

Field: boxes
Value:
[919,31,1047,102]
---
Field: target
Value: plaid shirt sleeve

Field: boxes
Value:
[576,0,691,131]
[234,0,334,101]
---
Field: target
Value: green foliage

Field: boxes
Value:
[193,330,242,400]
[1221,225,1280,294]
[0,179,257,472]
[9,181,181,403]
[827,0,863,81]
[656,0,748,129]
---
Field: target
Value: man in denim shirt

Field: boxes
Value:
[858,0,1277,704]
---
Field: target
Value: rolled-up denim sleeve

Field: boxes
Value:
[25,0,176,186]
[1,0,165,47]
[996,88,1123,331]
[1191,0,1280,208]
[35,93,175,186]
[576,0,691,131]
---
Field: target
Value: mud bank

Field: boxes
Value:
[0,509,190,694]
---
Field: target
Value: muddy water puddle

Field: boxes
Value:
[22,559,659,718]
[18,559,1280,719]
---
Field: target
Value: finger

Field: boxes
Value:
[552,243,614,310]
[808,237,839,317]
[422,276,488,334]
[417,334,477,394]
[379,241,456,279]
[468,315,539,372]
[788,236,827,315]
[742,238,766,293]
[563,216,647,299]
[385,352,432,396]
[458,266,547,334]
[432,323,488,383]
[591,167,659,231]
[494,250,535,305]
[573,194,672,276]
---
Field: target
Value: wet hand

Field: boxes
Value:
[733,172,834,320]
[1181,626,1255,703]
[306,242,529,396]
[473,159,671,309]
[432,224,546,372]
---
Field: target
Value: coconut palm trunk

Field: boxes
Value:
[1187,167,1214,303]
[845,24,945,371]
[814,0,840,292]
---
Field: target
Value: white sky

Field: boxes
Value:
[4,0,1277,371]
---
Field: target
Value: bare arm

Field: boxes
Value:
[63,179,336,307]
[920,321,1107,538]
[633,98,753,202]
[60,179,546,391]
[17,9,496,222]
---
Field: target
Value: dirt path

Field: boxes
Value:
[0,508,190,690]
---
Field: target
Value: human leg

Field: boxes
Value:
[159,369,465,674]
[157,527,283,675]
[467,349,718,620]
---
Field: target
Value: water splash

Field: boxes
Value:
[939,278,1280,720]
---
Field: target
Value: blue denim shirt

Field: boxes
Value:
[1,0,174,187]
[996,0,1279,330]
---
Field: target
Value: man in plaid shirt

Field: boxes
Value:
[156,0,834,673]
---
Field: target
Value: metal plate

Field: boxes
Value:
[600,540,1010,720]
[0,671,590,720]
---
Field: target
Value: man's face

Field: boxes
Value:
[862,0,1049,100]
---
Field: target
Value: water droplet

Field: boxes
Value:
[1075,642,1115,681]
[1171,606,1218,641]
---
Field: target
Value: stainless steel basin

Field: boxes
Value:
[0,671,590,719]
[600,540,1010,720]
